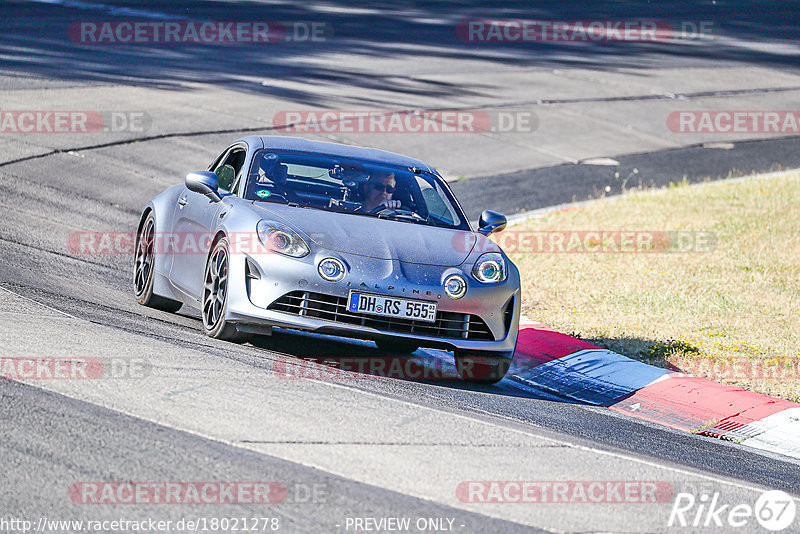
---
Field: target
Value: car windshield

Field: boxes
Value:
[243,149,469,230]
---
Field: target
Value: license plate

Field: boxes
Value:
[347,291,437,323]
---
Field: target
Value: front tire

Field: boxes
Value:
[202,237,247,342]
[134,212,182,312]
[454,351,511,384]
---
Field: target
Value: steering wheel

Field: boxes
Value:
[370,205,427,222]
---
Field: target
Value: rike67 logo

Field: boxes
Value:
[669,490,796,531]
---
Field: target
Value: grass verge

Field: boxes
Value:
[507,171,800,402]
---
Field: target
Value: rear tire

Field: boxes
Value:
[134,212,182,313]
[454,351,511,384]
[375,339,419,354]
[202,237,248,343]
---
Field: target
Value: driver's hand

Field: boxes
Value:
[380,199,401,209]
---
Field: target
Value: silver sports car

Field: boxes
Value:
[134,136,520,382]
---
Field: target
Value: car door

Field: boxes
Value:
[170,144,247,301]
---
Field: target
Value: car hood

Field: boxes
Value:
[251,203,476,266]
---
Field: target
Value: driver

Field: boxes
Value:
[361,170,401,212]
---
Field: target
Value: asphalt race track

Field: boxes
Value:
[1,1,799,532]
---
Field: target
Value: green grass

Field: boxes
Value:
[507,171,800,402]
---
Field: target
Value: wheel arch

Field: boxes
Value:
[209,229,228,250]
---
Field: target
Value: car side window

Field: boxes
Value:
[213,147,246,193]
[415,176,456,225]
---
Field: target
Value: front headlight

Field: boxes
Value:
[257,221,310,258]
[472,252,507,284]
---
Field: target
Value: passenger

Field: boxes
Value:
[258,154,297,202]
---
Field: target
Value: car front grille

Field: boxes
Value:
[268,291,495,341]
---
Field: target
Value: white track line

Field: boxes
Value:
[0,284,79,320]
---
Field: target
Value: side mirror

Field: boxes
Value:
[185,171,221,202]
[477,210,507,236]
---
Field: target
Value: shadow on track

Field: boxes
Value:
[1,0,798,105]
[245,327,581,400]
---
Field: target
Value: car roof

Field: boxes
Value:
[240,135,436,173]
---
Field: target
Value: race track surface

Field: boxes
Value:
[1,1,799,532]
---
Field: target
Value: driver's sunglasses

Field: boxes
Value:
[372,183,395,193]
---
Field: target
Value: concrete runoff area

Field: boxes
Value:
[0,295,793,532]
